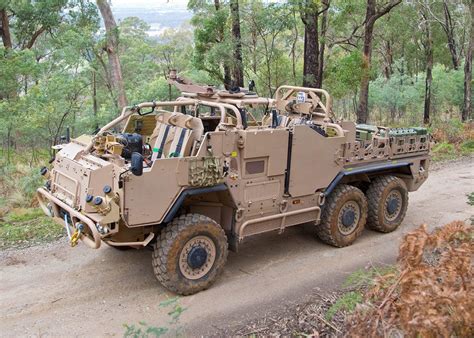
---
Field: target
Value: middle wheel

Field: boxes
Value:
[316,184,368,247]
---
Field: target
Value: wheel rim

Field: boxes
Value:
[337,201,361,235]
[179,235,216,280]
[384,190,402,221]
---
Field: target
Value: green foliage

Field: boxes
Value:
[461,140,474,153]
[190,0,232,83]
[161,297,186,324]
[432,142,455,154]
[366,64,466,125]
[0,208,63,249]
[326,51,364,99]
[0,48,39,95]
[325,265,397,321]
[467,192,474,206]
[0,152,49,210]
[343,266,397,289]
[431,142,456,161]
[432,118,465,141]
[0,0,471,157]
[326,291,363,320]
[123,322,168,338]
[123,297,186,337]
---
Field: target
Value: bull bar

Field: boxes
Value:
[37,187,101,249]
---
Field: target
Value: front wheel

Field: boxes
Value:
[152,213,228,295]
[316,184,368,247]
[366,175,408,233]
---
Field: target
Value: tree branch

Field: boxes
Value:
[370,0,402,25]
[24,26,46,49]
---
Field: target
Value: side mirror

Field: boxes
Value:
[130,152,143,176]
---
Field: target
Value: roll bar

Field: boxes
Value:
[175,97,244,129]
[84,100,197,154]
[274,85,333,119]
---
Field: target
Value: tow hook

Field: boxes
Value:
[70,223,84,247]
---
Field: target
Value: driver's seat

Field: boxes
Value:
[150,112,204,160]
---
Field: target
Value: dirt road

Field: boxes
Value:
[1,159,472,336]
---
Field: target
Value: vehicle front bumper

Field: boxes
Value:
[37,187,101,249]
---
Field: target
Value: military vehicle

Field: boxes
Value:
[37,73,430,295]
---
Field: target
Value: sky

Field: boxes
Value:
[110,0,189,10]
[109,0,192,37]
[108,0,282,38]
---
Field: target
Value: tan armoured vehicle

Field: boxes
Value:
[37,77,430,295]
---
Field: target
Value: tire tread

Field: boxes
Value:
[152,213,228,295]
[366,175,408,233]
[316,184,368,247]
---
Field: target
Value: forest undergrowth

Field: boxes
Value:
[223,221,473,337]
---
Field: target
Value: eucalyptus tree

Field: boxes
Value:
[462,0,473,121]
[297,0,330,88]
[96,0,128,111]
[356,0,401,124]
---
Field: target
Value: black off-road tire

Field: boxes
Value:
[366,175,408,233]
[316,184,368,247]
[152,213,228,295]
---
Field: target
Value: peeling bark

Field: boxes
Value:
[96,0,128,112]
[462,1,473,122]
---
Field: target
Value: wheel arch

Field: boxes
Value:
[324,162,413,197]
[163,184,237,248]
[163,184,235,222]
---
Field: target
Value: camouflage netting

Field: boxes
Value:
[189,157,223,187]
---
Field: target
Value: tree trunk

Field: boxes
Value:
[6,124,11,163]
[291,9,298,84]
[251,29,257,74]
[356,0,401,124]
[423,15,433,125]
[214,0,231,89]
[96,0,128,112]
[317,0,330,89]
[356,1,376,124]
[230,0,243,88]
[383,40,393,79]
[0,9,12,49]
[442,1,460,70]
[301,1,319,88]
[462,1,473,122]
[223,64,232,90]
[92,70,99,130]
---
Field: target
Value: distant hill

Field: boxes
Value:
[111,1,193,37]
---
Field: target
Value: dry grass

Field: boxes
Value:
[431,121,474,145]
[346,221,473,337]
[217,222,473,337]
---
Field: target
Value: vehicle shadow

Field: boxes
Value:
[92,222,384,295]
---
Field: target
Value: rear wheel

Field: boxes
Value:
[152,213,228,295]
[366,175,408,233]
[316,184,368,247]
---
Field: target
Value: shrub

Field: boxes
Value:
[346,222,473,337]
